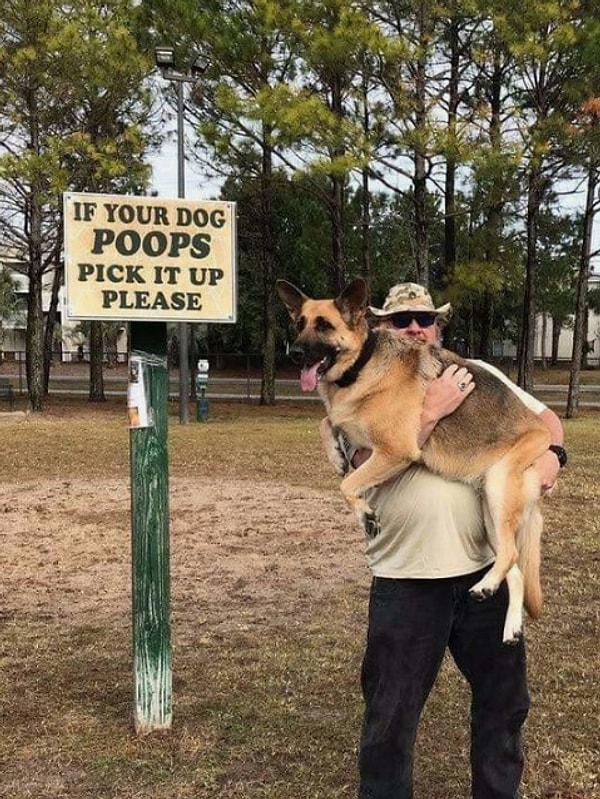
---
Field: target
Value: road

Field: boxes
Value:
[1,370,599,407]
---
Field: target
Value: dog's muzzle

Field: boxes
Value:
[289,341,336,370]
[288,341,339,392]
[289,343,308,366]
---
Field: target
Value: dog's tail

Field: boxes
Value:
[518,503,543,619]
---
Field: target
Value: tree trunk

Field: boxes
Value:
[24,69,45,412]
[551,316,561,365]
[443,14,459,282]
[26,267,44,412]
[540,313,547,369]
[43,262,63,394]
[105,324,121,369]
[478,48,504,361]
[581,309,589,369]
[260,123,277,406]
[567,154,596,417]
[413,7,430,286]
[26,182,45,412]
[328,66,346,294]
[517,167,542,391]
[89,320,105,402]
[330,173,345,294]
[361,169,371,283]
[478,292,494,359]
[361,64,372,283]
[414,152,428,285]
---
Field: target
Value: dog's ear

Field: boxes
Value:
[336,278,368,319]
[276,280,309,320]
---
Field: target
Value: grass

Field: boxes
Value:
[0,399,599,798]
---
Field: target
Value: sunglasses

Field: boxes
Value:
[388,312,438,329]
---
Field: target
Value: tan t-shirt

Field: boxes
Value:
[362,361,547,579]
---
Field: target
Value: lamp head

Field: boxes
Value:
[191,54,209,76]
[154,46,175,70]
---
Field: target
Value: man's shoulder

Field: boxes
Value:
[466,359,546,413]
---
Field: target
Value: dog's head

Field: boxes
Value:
[276,278,369,391]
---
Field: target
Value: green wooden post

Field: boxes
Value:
[129,322,172,734]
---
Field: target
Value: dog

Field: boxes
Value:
[277,277,551,644]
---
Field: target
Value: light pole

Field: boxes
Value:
[154,46,207,424]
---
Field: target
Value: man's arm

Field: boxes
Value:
[536,407,564,492]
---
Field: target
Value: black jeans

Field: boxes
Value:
[358,568,530,799]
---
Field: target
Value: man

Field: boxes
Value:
[343,283,565,799]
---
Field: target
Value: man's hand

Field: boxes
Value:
[536,408,564,494]
[537,449,561,494]
[419,364,475,446]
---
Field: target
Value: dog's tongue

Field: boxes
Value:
[300,364,320,392]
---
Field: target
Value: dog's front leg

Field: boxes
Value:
[340,449,413,537]
[320,417,352,477]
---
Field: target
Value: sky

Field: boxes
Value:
[148,135,222,201]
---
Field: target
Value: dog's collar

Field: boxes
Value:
[335,331,378,388]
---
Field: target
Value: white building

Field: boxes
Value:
[0,255,127,361]
[492,272,600,367]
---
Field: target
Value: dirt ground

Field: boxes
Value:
[1,473,366,639]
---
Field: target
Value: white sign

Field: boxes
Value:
[64,192,237,323]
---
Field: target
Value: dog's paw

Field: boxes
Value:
[331,437,350,476]
[502,627,523,646]
[322,421,351,476]
[469,584,497,602]
[363,511,381,539]
[502,607,524,645]
[469,572,502,602]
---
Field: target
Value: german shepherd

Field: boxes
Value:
[277,277,551,644]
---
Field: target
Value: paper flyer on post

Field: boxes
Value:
[127,356,153,429]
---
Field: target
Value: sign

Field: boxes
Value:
[63,192,237,322]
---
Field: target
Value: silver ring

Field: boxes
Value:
[458,382,467,391]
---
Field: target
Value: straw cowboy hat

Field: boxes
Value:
[368,282,453,327]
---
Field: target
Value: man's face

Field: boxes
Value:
[379,311,440,345]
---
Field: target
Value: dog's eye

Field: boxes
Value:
[315,317,334,333]
[296,317,306,332]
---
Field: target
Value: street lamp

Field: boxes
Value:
[154,46,208,424]
[154,46,175,69]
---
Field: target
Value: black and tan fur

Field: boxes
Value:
[277,277,551,644]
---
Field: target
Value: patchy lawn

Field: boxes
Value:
[0,399,598,798]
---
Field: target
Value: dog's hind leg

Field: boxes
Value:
[479,496,525,644]
[470,457,520,603]
[470,430,547,617]
[503,565,525,644]
[498,496,543,644]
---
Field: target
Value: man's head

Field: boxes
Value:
[368,282,452,344]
